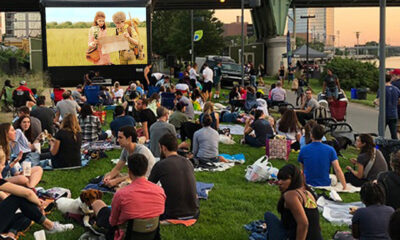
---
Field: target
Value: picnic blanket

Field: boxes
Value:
[194,162,235,172]
[219,153,245,164]
[40,157,90,171]
[219,124,245,135]
[317,196,365,225]
[314,183,361,193]
[81,141,120,151]
[196,182,214,200]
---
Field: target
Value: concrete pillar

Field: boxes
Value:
[266,36,287,76]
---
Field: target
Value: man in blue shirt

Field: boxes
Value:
[298,124,347,189]
[375,74,400,139]
[110,105,136,138]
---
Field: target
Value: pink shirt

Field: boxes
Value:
[109,177,166,240]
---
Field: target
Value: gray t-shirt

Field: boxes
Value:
[119,144,155,177]
[179,96,194,119]
[193,126,219,159]
[352,204,394,240]
[305,98,319,114]
[357,149,388,180]
[71,90,84,104]
[149,121,176,158]
[56,99,80,119]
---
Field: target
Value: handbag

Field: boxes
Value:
[86,45,100,63]
[266,136,292,161]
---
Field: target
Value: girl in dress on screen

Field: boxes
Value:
[88,11,111,65]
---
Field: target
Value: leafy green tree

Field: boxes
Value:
[152,10,224,60]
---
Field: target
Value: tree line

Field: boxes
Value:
[46,21,146,29]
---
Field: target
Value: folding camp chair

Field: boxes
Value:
[161,92,175,110]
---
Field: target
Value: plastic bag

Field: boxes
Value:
[245,156,278,182]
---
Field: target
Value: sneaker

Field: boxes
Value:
[46,222,74,234]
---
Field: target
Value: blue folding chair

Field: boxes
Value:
[84,85,100,105]
[147,86,160,98]
[161,92,175,110]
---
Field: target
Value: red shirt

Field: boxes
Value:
[16,85,33,95]
[109,177,166,240]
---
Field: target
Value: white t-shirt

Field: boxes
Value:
[112,88,124,98]
[189,68,199,80]
[176,83,189,91]
[203,67,213,83]
[152,72,164,81]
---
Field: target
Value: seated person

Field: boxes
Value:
[243,109,274,147]
[55,91,81,122]
[270,81,286,105]
[345,134,388,187]
[175,91,194,120]
[276,109,302,150]
[90,153,166,240]
[295,88,319,126]
[264,164,322,240]
[30,96,56,135]
[389,210,400,240]
[244,87,258,112]
[149,107,176,158]
[103,126,155,188]
[256,91,269,116]
[169,102,189,133]
[98,86,113,105]
[175,78,190,94]
[156,75,171,88]
[149,133,199,220]
[298,124,347,189]
[193,114,227,163]
[352,182,394,240]
[110,106,135,138]
[199,101,219,130]
[0,123,43,188]
[220,110,243,123]
[147,93,160,116]
[13,106,42,141]
[135,98,157,141]
[78,104,106,142]
[49,114,82,168]
[378,150,400,210]
[71,84,87,105]
[299,120,326,149]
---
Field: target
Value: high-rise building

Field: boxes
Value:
[0,13,5,38]
[4,12,41,38]
[288,8,334,47]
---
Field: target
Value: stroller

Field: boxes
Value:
[329,100,348,122]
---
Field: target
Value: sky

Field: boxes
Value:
[45,7,146,23]
[214,7,400,47]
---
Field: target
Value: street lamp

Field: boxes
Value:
[300,15,315,83]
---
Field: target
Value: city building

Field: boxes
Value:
[222,16,248,37]
[4,12,41,38]
[288,8,334,47]
[0,13,5,39]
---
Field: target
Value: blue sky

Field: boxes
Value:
[46,7,146,23]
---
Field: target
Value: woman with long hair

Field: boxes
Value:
[243,109,274,147]
[0,123,43,188]
[263,164,322,240]
[276,109,302,150]
[88,11,110,65]
[14,116,35,145]
[199,101,219,130]
[345,134,388,187]
[50,114,82,168]
[78,104,104,142]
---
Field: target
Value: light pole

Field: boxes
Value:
[378,0,386,137]
[191,10,194,64]
[300,15,315,83]
[240,0,245,86]
[355,31,361,56]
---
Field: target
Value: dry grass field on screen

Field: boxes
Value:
[46,27,147,66]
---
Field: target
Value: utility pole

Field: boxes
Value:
[378,0,386,137]
[240,0,245,86]
[355,31,361,56]
[191,10,194,64]
[301,15,315,83]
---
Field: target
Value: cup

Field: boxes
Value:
[33,230,46,240]
[34,142,41,154]
[22,161,31,177]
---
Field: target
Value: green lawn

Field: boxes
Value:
[22,109,362,240]
[263,77,376,107]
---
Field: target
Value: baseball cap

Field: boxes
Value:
[20,80,26,85]
[176,101,187,111]
[390,69,400,75]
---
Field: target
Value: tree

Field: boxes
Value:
[152,10,225,60]
[295,37,325,52]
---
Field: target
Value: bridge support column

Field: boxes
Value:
[266,36,287,76]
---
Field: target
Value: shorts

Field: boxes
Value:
[213,80,221,91]
[326,88,338,99]
[202,81,213,93]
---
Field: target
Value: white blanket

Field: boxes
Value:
[314,183,361,193]
[317,196,365,225]
[194,162,235,172]
[219,124,245,135]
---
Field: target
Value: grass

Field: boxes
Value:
[262,77,376,107]
[46,28,147,67]
[19,108,362,240]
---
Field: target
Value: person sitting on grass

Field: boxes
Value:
[345,134,388,187]
[110,106,136,138]
[243,109,274,147]
[0,123,43,188]
[169,102,189,133]
[103,126,155,188]
[378,150,400,210]
[275,109,302,151]
[149,107,176,158]
[193,114,227,163]
[0,147,74,239]
[90,153,166,240]
[55,91,81,123]
[13,106,42,141]
[78,104,107,142]
[264,164,322,240]
[298,124,347,189]
[352,182,394,240]
[135,98,157,142]
[199,101,219,131]
[149,133,199,220]
[389,210,400,240]
[299,120,326,149]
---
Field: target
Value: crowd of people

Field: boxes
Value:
[1,64,400,240]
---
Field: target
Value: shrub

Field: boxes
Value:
[320,57,379,91]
